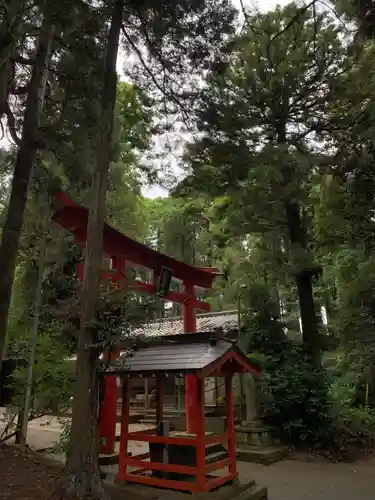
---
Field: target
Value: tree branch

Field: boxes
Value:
[12,55,36,65]
[121,24,195,135]
[271,0,317,41]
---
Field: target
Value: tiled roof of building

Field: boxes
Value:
[108,332,259,376]
[66,311,239,362]
[125,310,239,339]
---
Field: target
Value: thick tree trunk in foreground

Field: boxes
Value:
[0,16,55,375]
[62,1,123,498]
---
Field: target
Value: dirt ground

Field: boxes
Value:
[1,443,375,500]
[0,444,158,500]
[1,411,375,500]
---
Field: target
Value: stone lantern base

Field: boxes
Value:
[235,421,288,465]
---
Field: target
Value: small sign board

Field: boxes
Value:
[156,266,173,298]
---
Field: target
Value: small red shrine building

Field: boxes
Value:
[108,332,260,493]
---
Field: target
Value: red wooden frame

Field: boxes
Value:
[75,263,211,312]
[116,373,239,493]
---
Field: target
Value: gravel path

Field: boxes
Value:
[239,457,375,500]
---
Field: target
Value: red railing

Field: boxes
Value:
[117,431,237,493]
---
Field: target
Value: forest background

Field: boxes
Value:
[1,0,375,495]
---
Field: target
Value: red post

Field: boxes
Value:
[99,255,124,455]
[225,373,237,476]
[183,282,198,434]
[99,346,120,455]
[117,377,129,481]
[196,376,206,491]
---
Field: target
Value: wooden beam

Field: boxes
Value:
[75,264,211,311]
[52,194,219,289]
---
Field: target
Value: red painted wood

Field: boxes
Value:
[56,191,76,207]
[122,473,199,492]
[117,378,130,479]
[98,373,117,454]
[195,266,221,274]
[75,264,211,311]
[52,194,218,289]
[199,349,261,379]
[225,373,236,476]
[204,472,237,492]
[183,282,198,433]
[196,377,206,491]
[126,433,197,446]
[126,458,197,475]
[205,458,231,473]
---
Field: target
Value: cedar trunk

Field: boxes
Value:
[277,124,320,363]
[284,200,320,363]
[0,16,55,374]
[62,1,123,498]
[0,0,25,118]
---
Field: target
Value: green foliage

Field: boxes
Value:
[10,323,75,415]
[2,0,375,461]
[244,314,334,447]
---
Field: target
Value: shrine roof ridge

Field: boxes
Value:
[106,333,260,377]
[120,310,239,341]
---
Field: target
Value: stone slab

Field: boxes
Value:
[237,446,288,465]
[113,478,267,500]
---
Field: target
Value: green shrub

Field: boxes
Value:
[260,345,333,447]
[10,324,75,416]
[244,313,334,448]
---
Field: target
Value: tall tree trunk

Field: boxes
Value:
[0,0,25,119]
[277,125,320,363]
[0,15,55,374]
[284,200,320,363]
[62,1,123,498]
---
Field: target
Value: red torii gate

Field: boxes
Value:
[52,192,220,455]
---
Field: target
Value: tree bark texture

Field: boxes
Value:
[276,125,320,364]
[0,0,25,119]
[62,1,123,498]
[0,14,55,375]
[284,201,320,363]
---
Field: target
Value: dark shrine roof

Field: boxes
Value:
[107,332,260,378]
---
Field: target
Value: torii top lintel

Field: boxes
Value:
[51,192,219,290]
